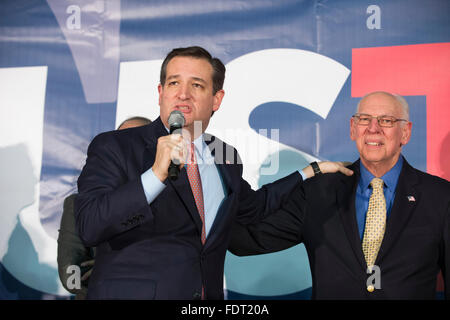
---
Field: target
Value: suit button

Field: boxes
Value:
[193,292,202,300]
[367,285,375,293]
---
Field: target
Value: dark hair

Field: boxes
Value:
[160,46,225,95]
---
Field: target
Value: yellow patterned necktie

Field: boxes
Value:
[362,178,386,269]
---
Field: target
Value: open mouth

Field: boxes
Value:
[175,105,192,114]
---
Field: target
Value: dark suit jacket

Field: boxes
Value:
[75,117,301,299]
[229,159,450,299]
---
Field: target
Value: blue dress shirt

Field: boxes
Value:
[355,156,403,240]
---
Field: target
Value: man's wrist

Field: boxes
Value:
[141,168,167,204]
[310,161,322,176]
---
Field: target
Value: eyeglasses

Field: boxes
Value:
[352,113,408,128]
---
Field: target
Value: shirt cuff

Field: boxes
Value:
[298,169,307,181]
[141,168,166,204]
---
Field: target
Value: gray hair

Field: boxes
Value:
[356,91,410,121]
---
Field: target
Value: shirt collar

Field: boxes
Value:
[192,134,207,162]
[359,155,403,191]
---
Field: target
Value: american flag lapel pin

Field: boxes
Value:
[407,196,416,202]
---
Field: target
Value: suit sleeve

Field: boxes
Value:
[75,133,153,247]
[229,175,307,256]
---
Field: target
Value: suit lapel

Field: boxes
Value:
[204,134,236,193]
[204,133,238,196]
[168,167,204,235]
[202,134,239,245]
[336,159,420,270]
[337,161,367,271]
[375,160,419,265]
[206,163,235,239]
[142,117,168,171]
[142,117,204,236]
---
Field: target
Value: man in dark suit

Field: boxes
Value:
[230,91,450,299]
[74,46,351,300]
[57,117,151,299]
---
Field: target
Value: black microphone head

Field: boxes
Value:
[168,110,185,129]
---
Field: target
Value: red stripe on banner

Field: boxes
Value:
[352,42,450,181]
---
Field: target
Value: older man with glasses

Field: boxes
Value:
[230,91,450,300]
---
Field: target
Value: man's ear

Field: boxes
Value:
[350,117,356,141]
[400,121,412,146]
[212,89,225,112]
[158,83,163,106]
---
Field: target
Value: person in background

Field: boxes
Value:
[57,116,152,299]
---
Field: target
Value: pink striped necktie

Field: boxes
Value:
[186,142,207,299]
[186,142,206,245]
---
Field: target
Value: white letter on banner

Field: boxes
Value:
[0,66,68,295]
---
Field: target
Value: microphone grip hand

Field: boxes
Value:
[153,134,185,182]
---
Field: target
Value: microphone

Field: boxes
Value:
[167,110,185,180]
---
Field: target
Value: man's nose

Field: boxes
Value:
[177,84,190,100]
[367,117,381,132]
